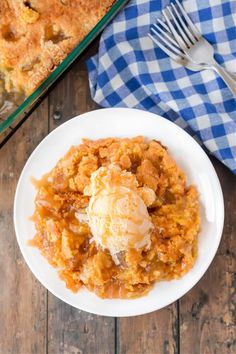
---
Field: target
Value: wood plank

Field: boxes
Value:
[117,305,178,354]
[0,126,12,146]
[49,69,99,131]
[49,43,99,130]
[47,52,114,354]
[180,159,236,354]
[0,99,49,354]
[48,301,114,354]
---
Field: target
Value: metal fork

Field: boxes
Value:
[149,0,236,96]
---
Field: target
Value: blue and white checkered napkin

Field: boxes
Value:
[87,0,236,173]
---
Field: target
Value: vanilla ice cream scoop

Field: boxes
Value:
[84,165,155,255]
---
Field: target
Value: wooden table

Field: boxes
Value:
[0,43,235,354]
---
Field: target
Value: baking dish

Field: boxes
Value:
[0,0,129,143]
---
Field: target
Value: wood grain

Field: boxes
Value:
[0,100,49,354]
[47,50,114,354]
[117,305,178,354]
[179,158,236,354]
[49,69,98,131]
[49,44,99,131]
[48,300,114,354]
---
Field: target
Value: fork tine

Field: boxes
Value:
[157,18,171,32]
[153,23,181,49]
[148,33,184,62]
[170,3,196,44]
[176,0,201,39]
[157,18,184,48]
[150,27,184,57]
[166,5,192,47]
[155,19,185,53]
[162,7,187,51]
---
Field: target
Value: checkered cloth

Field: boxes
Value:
[87,0,236,173]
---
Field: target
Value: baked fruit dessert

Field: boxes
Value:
[30,137,201,299]
[0,0,115,96]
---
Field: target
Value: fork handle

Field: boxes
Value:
[211,62,236,96]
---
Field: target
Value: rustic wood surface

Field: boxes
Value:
[0,43,235,354]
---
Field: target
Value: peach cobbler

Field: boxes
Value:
[30,137,200,299]
[0,1,115,97]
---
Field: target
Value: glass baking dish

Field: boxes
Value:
[0,0,129,143]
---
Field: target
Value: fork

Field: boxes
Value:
[149,0,236,96]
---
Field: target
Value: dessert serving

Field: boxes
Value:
[0,0,115,99]
[30,136,201,299]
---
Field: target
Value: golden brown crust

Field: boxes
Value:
[0,0,115,95]
[30,137,201,298]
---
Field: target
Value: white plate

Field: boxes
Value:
[14,108,224,317]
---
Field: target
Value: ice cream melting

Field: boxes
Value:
[84,164,155,255]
